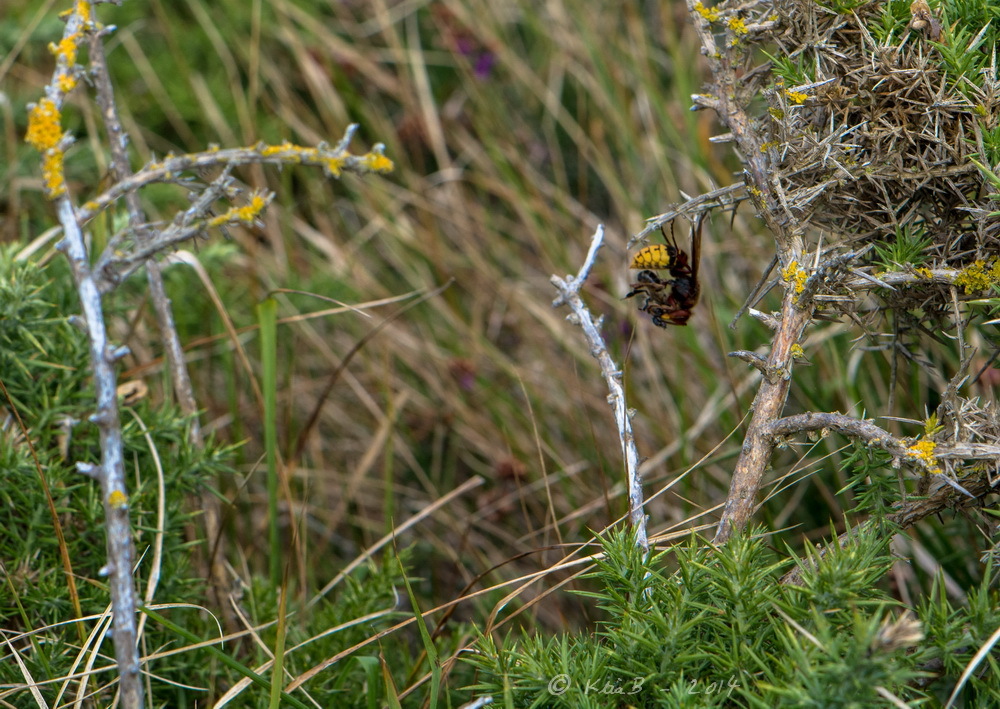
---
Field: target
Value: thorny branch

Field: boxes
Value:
[768,412,1000,473]
[683,0,813,543]
[629,182,746,246]
[679,0,1000,544]
[552,225,648,551]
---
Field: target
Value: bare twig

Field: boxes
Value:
[58,200,144,707]
[768,412,1000,470]
[23,6,146,706]
[728,350,768,375]
[629,183,746,247]
[841,267,965,291]
[551,225,648,550]
[88,32,202,439]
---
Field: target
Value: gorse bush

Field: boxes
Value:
[0,245,223,701]
[0,250,465,702]
[471,0,1000,704]
[468,448,1000,707]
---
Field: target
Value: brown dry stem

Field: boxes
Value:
[683,0,811,542]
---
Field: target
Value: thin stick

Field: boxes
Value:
[57,196,144,708]
[25,7,146,706]
[551,225,648,550]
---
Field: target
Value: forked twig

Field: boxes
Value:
[551,225,648,550]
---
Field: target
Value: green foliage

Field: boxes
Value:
[0,249,461,708]
[0,248,231,703]
[0,247,89,427]
[932,22,994,94]
[469,533,936,707]
[872,226,933,271]
[869,0,916,44]
[749,609,925,708]
[869,0,999,48]
[974,125,1000,173]
[762,50,813,87]
[0,251,468,705]
[838,443,900,520]
[783,524,896,613]
[941,0,1000,37]
[972,157,1000,206]
[815,0,870,15]
[866,0,1000,91]
[468,528,1000,706]
[915,570,1000,704]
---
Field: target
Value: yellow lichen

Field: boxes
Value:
[913,266,934,279]
[25,99,64,151]
[259,141,295,157]
[208,194,268,227]
[694,1,721,22]
[907,439,941,474]
[781,260,808,295]
[325,156,343,176]
[42,151,67,198]
[254,140,391,177]
[108,489,129,509]
[768,107,785,120]
[49,32,83,67]
[62,0,93,24]
[57,73,78,93]
[760,141,780,152]
[728,17,749,35]
[954,260,998,294]
[76,0,93,24]
[361,151,394,173]
[784,89,809,104]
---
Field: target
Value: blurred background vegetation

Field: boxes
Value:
[3,0,999,706]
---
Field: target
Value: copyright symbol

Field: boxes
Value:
[547,673,571,695]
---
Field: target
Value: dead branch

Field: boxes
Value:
[552,225,648,550]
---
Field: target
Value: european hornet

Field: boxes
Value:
[626,216,703,327]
